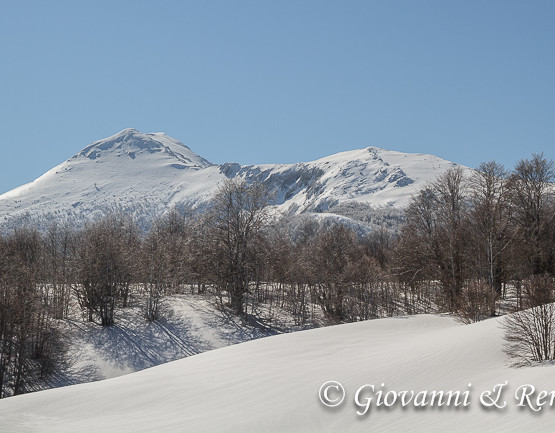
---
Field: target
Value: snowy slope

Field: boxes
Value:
[0,129,223,228]
[0,129,469,229]
[1,314,553,432]
[224,146,464,214]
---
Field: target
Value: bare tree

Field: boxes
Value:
[396,168,470,311]
[0,227,65,397]
[507,153,555,276]
[141,220,167,321]
[395,189,438,294]
[43,222,75,319]
[455,281,499,324]
[204,179,271,316]
[433,167,470,309]
[502,275,555,366]
[503,306,555,367]
[140,207,194,321]
[75,214,138,326]
[468,161,511,295]
[311,224,359,322]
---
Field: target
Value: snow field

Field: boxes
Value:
[1,313,554,432]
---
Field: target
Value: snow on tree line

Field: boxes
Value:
[0,153,554,397]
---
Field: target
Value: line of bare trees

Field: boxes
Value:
[395,154,554,316]
[1,154,554,395]
[0,227,66,397]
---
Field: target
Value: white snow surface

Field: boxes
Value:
[1,314,554,432]
[0,129,470,229]
[56,293,308,384]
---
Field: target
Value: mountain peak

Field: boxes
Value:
[76,129,213,168]
[115,127,139,134]
[98,128,141,141]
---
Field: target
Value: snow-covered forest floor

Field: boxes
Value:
[27,283,524,394]
[37,290,327,391]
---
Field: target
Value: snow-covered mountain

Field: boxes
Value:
[0,128,467,230]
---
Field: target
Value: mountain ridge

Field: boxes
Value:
[0,129,469,231]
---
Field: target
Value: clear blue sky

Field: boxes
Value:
[1,0,554,195]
